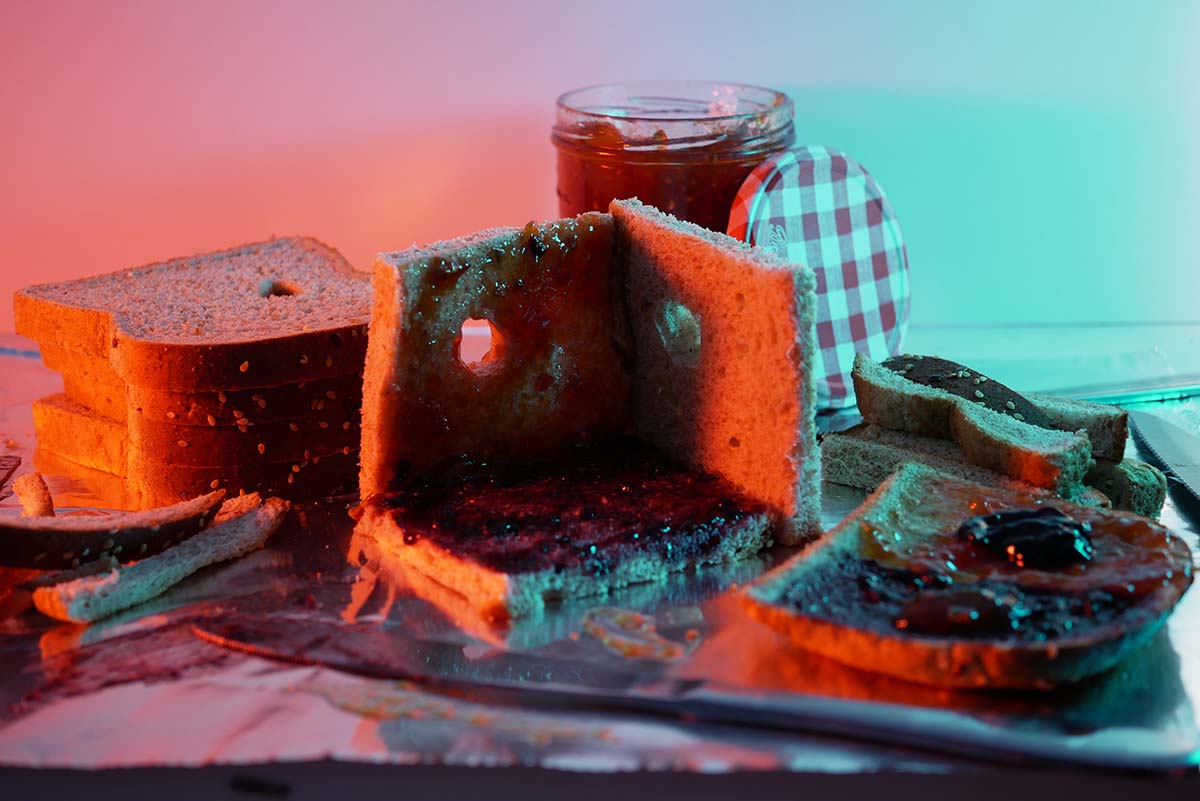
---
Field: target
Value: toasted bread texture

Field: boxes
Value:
[744,464,1193,689]
[354,502,769,621]
[360,213,631,497]
[612,199,821,544]
[15,237,371,391]
[852,354,1092,493]
[32,493,288,623]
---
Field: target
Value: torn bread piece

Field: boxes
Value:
[852,354,1092,494]
[33,493,288,623]
[744,463,1193,689]
[13,472,55,517]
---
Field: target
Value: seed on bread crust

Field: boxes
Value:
[881,355,1052,429]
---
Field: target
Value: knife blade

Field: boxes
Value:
[1129,410,1200,504]
[192,614,1199,772]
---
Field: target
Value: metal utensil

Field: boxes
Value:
[1130,410,1200,504]
[192,615,1200,773]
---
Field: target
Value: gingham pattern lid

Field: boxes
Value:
[728,146,909,409]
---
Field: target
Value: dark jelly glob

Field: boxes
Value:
[957,507,1094,570]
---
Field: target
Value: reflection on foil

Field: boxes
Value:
[1,340,1199,772]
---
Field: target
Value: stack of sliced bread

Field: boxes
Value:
[822,354,1167,517]
[15,237,371,508]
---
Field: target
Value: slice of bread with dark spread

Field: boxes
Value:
[744,463,1193,689]
[356,438,772,621]
[356,201,820,618]
[852,354,1093,493]
[827,354,1166,517]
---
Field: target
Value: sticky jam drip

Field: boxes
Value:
[957,507,1094,570]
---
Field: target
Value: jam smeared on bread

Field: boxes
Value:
[380,438,767,576]
[957,507,1093,569]
[744,464,1193,688]
[363,213,631,492]
[881,355,1051,429]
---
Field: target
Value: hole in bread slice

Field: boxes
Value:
[257,278,302,298]
[655,300,701,368]
[457,318,503,375]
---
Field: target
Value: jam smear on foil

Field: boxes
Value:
[381,437,767,575]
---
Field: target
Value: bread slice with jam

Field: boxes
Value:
[744,463,1193,689]
[356,200,821,618]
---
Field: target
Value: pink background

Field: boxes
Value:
[3,1,1198,333]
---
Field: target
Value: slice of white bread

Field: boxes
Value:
[822,423,1165,517]
[744,463,1193,689]
[852,354,1092,493]
[32,493,288,623]
[360,213,631,497]
[15,237,371,391]
[126,447,358,507]
[611,199,821,544]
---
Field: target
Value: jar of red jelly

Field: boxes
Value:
[552,81,795,233]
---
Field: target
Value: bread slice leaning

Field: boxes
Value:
[360,213,631,498]
[852,354,1092,493]
[612,199,821,545]
[744,463,1193,689]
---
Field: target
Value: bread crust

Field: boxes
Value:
[744,464,1193,689]
[612,198,821,544]
[852,355,1092,492]
[15,237,370,391]
[354,502,771,620]
[0,490,225,570]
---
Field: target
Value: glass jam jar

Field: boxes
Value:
[552,81,795,233]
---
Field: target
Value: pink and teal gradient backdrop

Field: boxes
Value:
[3,0,1197,333]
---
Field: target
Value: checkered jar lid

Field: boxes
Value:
[728,146,910,409]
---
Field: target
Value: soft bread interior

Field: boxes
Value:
[360,214,630,497]
[612,199,821,543]
[360,201,822,545]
